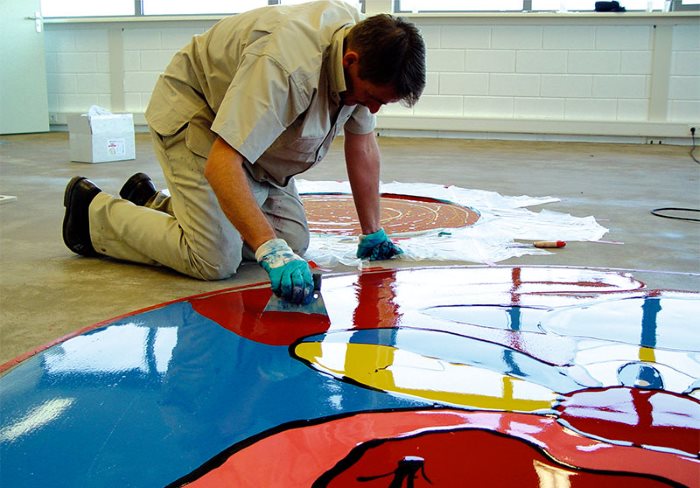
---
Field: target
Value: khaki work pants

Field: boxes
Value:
[88,127,309,280]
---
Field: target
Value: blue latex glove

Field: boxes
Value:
[256,238,314,305]
[356,228,403,261]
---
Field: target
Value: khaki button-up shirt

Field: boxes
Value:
[145,0,375,186]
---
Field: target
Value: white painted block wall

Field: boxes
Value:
[670,24,700,121]
[44,13,699,140]
[383,18,698,125]
[46,28,112,113]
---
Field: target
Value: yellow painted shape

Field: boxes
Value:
[639,346,656,363]
[295,342,554,412]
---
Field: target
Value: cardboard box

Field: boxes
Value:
[68,113,136,163]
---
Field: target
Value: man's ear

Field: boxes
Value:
[342,50,359,68]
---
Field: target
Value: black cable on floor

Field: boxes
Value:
[650,207,700,222]
[650,128,699,222]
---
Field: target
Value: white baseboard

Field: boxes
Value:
[49,112,696,146]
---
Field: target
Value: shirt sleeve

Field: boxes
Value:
[211,53,311,164]
[344,105,377,135]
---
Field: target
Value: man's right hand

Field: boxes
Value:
[256,238,314,305]
[356,228,403,261]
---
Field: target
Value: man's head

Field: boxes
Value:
[342,14,425,113]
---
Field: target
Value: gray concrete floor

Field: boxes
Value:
[1,132,699,365]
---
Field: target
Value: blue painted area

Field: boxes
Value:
[639,297,660,349]
[617,362,665,389]
[0,301,426,487]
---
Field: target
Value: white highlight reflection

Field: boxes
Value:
[0,398,74,443]
[44,323,177,376]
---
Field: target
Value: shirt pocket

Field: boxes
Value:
[283,136,325,162]
[184,106,217,160]
[269,122,325,163]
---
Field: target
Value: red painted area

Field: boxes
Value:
[189,287,330,346]
[556,386,700,457]
[186,409,695,487]
[351,269,402,329]
[189,270,403,346]
[320,430,668,487]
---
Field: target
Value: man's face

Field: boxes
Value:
[341,51,400,114]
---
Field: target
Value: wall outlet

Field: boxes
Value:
[49,113,58,124]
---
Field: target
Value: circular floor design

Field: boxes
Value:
[302,193,480,236]
[1,266,697,487]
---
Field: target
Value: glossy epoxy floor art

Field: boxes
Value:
[1,266,698,487]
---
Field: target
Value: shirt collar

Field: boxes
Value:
[328,25,351,104]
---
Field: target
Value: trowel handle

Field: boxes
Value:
[312,272,322,291]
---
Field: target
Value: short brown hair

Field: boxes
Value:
[346,14,426,107]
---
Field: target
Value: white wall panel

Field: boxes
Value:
[516,50,567,73]
[669,76,700,100]
[123,29,162,50]
[592,75,649,98]
[490,73,541,96]
[426,49,465,71]
[492,26,542,49]
[423,72,440,95]
[76,73,110,93]
[417,25,441,48]
[672,24,700,50]
[671,51,700,76]
[540,74,592,97]
[596,25,652,50]
[565,98,618,120]
[440,73,489,95]
[617,99,649,120]
[441,25,491,48]
[56,52,98,73]
[139,50,175,71]
[44,12,699,140]
[669,100,700,120]
[567,51,621,74]
[160,26,204,49]
[463,96,514,117]
[464,50,515,73]
[123,71,160,93]
[514,97,565,119]
[542,26,595,50]
[620,51,652,74]
[413,95,464,116]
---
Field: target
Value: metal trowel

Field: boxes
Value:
[263,272,328,316]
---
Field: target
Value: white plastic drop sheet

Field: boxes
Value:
[297,181,608,268]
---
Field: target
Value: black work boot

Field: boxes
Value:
[62,177,101,256]
[119,172,156,206]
